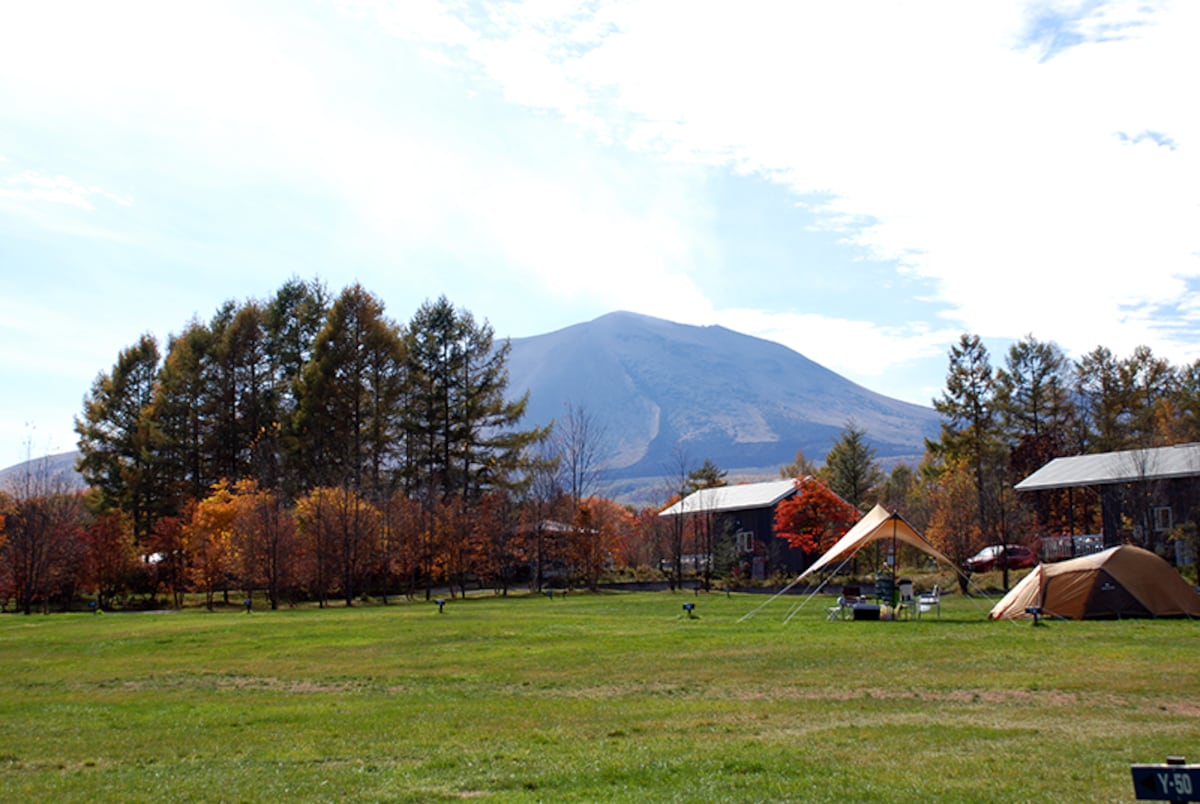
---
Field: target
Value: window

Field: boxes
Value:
[1154,506,1173,532]
[735,530,755,553]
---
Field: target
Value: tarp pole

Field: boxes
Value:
[891,514,898,604]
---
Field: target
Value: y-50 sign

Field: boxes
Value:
[1132,763,1200,801]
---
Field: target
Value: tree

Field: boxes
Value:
[1120,345,1177,447]
[76,334,163,543]
[932,334,1003,547]
[995,335,1076,448]
[925,457,981,595]
[404,296,545,503]
[1075,346,1130,453]
[778,448,818,479]
[147,508,190,608]
[821,420,883,511]
[0,458,88,614]
[555,401,608,507]
[686,457,727,590]
[772,477,859,556]
[83,511,137,610]
[153,320,215,507]
[568,497,629,590]
[995,336,1078,542]
[184,481,238,611]
[229,479,296,610]
[660,442,694,591]
[517,438,565,593]
[294,284,407,496]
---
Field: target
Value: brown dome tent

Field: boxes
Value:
[989,545,1200,620]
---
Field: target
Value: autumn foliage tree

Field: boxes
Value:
[184,481,238,610]
[925,457,981,594]
[772,477,860,555]
[83,511,138,610]
[229,479,297,610]
[568,497,631,590]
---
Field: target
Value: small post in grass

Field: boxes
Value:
[683,602,696,619]
[1025,606,1042,626]
[435,598,446,614]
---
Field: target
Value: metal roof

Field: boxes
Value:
[1014,443,1200,492]
[658,478,800,517]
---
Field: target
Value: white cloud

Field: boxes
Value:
[355,0,1200,368]
[0,171,131,211]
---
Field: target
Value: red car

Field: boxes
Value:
[964,544,1038,573]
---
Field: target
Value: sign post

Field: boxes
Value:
[1132,757,1200,801]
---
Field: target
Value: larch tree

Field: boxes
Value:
[76,333,163,543]
[404,296,544,503]
[1075,346,1130,453]
[153,321,215,507]
[932,334,1004,548]
[821,419,883,512]
[686,457,727,590]
[925,457,981,595]
[293,285,406,604]
[996,335,1078,542]
[778,448,818,479]
[404,297,546,597]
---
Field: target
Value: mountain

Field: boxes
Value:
[504,311,941,500]
[0,451,86,493]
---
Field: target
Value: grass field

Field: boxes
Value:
[1,589,1197,802]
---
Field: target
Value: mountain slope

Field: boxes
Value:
[505,311,940,491]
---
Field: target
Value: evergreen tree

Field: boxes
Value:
[294,284,407,496]
[821,419,882,511]
[1075,346,1129,452]
[931,334,1003,547]
[404,296,545,504]
[75,334,163,542]
[153,321,215,506]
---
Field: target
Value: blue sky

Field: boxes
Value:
[2,0,1199,467]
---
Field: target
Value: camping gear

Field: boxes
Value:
[988,545,1200,620]
[797,503,954,582]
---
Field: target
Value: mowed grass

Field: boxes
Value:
[1,590,1197,802]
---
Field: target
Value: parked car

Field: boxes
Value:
[964,544,1038,573]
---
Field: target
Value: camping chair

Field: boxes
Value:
[916,585,941,619]
[895,578,914,620]
[827,597,848,621]
[827,585,864,621]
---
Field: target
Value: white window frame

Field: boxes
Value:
[1153,506,1173,533]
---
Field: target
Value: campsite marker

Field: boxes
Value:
[435,598,446,613]
[683,602,696,618]
[1131,756,1200,801]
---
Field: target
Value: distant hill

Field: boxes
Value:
[505,311,941,502]
[0,451,86,493]
[1,312,943,505]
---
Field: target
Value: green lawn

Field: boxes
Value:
[1,590,1196,802]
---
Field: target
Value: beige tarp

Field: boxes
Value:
[796,503,954,582]
[989,545,1200,620]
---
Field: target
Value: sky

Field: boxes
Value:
[2,0,1199,468]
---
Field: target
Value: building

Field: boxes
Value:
[659,478,811,579]
[1015,443,1200,562]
